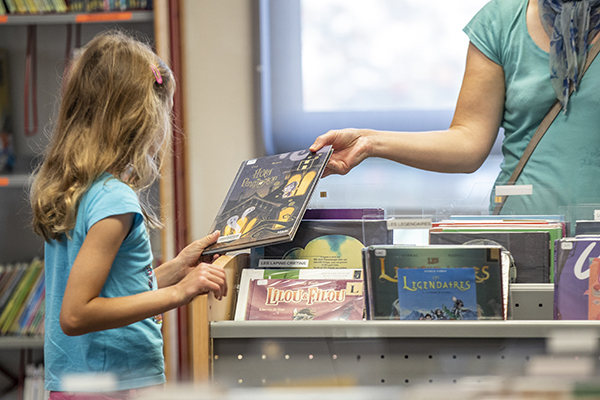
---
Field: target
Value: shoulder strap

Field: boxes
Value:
[492,39,600,215]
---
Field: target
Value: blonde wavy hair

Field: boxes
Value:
[30,30,176,242]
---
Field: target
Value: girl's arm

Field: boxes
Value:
[60,214,227,336]
[310,43,505,176]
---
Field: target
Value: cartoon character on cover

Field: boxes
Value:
[292,307,317,320]
[450,296,465,319]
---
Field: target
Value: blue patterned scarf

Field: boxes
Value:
[538,0,600,111]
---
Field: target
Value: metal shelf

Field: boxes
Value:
[211,320,600,388]
[0,336,43,350]
[0,10,153,25]
[210,284,600,387]
[0,174,30,188]
[211,320,600,339]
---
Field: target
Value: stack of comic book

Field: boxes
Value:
[429,216,566,283]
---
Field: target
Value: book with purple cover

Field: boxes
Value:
[554,236,600,320]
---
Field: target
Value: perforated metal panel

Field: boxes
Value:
[211,286,600,389]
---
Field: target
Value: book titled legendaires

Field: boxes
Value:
[245,278,364,321]
[396,267,478,320]
[203,146,333,255]
[362,245,506,320]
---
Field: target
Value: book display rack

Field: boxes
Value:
[189,238,598,389]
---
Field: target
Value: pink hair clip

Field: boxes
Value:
[151,65,163,84]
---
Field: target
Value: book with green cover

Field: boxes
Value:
[362,244,506,320]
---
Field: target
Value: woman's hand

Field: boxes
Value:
[310,128,374,177]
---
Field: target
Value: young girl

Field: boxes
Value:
[30,30,227,398]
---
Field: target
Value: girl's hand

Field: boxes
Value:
[176,258,228,303]
[175,230,221,276]
[309,128,373,177]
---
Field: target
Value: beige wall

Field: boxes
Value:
[181,0,263,241]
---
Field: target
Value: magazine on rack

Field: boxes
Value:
[203,146,333,255]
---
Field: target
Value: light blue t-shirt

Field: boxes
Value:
[44,173,165,392]
[464,0,600,225]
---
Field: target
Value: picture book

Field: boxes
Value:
[362,244,506,320]
[203,147,333,255]
[429,230,551,283]
[245,278,364,321]
[251,218,393,270]
[396,267,478,320]
[235,268,362,321]
[554,236,600,320]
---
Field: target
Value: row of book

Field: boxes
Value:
[0,258,45,336]
[198,148,575,321]
[238,242,510,321]
[230,211,600,321]
[0,0,151,15]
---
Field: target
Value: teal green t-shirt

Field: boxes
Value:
[464,0,600,225]
[44,173,165,391]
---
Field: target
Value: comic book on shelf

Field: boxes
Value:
[431,219,564,282]
[244,278,364,321]
[362,244,507,320]
[396,267,478,320]
[234,268,363,321]
[554,236,600,320]
[250,218,393,270]
[429,230,551,283]
[203,146,333,255]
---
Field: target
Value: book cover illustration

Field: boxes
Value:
[235,268,362,321]
[251,219,393,270]
[396,267,478,320]
[363,245,505,320]
[203,146,333,255]
[245,278,364,321]
[429,231,550,283]
[554,236,600,320]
